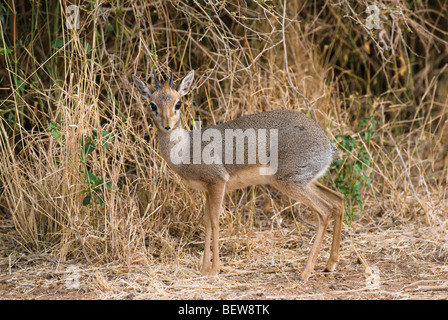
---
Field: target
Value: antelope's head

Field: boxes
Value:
[132,70,194,133]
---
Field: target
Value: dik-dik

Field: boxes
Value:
[132,70,344,280]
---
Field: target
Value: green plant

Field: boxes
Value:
[79,129,114,227]
[327,116,376,225]
[50,123,114,228]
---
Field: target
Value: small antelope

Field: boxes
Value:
[132,70,345,280]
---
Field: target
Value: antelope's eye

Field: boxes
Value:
[175,101,182,110]
[150,102,158,113]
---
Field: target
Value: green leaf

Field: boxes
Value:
[0,46,13,55]
[353,180,362,193]
[336,134,355,153]
[52,130,62,141]
[96,195,104,206]
[363,176,372,186]
[5,112,14,123]
[357,119,368,128]
[49,121,58,131]
[101,130,113,139]
[332,158,343,167]
[87,171,99,185]
[100,131,114,150]
[105,181,112,189]
[105,23,114,32]
[82,195,91,206]
[51,39,66,48]
[84,42,92,54]
[84,142,96,155]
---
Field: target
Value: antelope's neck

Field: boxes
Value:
[157,120,190,167]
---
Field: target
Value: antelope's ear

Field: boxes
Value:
[178,70,194,97]
[132,74,152,99]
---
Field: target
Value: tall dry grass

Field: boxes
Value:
[0,0,447,268]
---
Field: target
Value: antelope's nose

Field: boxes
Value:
[164,126,171,131]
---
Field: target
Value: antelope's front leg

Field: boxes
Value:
[201,205,212,275]
[205,182,226,276]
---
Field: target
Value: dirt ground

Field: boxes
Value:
[1,211,448,300]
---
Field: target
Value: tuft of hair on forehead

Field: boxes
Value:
[162,79,171,90]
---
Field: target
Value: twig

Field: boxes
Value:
[294,206,317,229]
[419,286,448,292]
[342,0,391,63]
[282,0,313,115]
[387,131,426,214]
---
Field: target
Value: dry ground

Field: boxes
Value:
[1,204,448,300]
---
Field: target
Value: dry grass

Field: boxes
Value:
[0,0,447,300]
